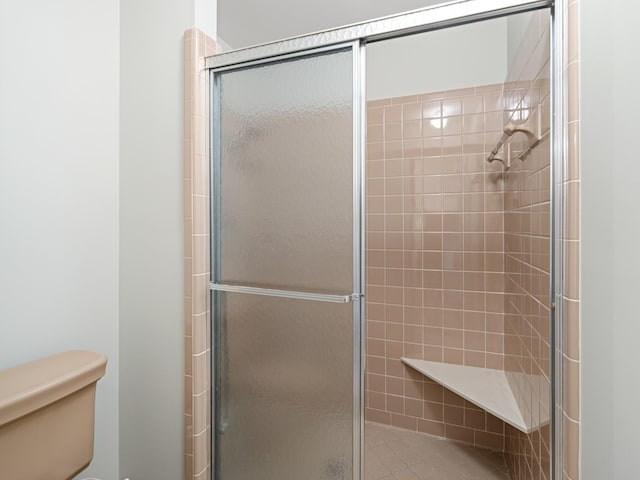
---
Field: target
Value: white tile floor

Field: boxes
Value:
[365,422,510,480]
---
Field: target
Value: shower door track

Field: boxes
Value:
[206,0,551,70]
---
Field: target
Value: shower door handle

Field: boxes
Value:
[209,282,359,304]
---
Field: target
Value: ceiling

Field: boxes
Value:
[217,0,445,49]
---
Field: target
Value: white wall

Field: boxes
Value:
[0,0,217,478]
[581,1,640,478]
[0,2,120,480]
[195,0,218,40]
[367,18,508,100]
[506,11,536,69]
[119,0,203,478]
[218,0,444,48]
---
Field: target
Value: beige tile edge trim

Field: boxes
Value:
[563,0,580,479]
[185,27,216,480]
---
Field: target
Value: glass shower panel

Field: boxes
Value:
[212,44,359,480]
[217,49,354,293]
[215,292,354,480]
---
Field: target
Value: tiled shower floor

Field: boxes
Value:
[365,422,510,480]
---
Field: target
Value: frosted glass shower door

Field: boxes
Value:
[210,43,362,480]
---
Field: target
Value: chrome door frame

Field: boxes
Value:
[206,0,568,478]
[209,40,365,480]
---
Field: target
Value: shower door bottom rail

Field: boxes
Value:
[209,282,359,304]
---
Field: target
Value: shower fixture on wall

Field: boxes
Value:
[487,110,545,169]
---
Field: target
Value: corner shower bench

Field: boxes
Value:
[401,358,549,434]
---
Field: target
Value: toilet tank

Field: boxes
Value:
[0,350,107,480]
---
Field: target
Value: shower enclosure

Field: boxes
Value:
[205,0,565,479]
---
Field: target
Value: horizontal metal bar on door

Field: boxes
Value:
[209,282,358,304]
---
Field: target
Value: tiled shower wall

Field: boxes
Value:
[363,13,563,473]
[501,11,552,480]
[365,85,509,451]
[184,28,216,480]
[501,5,582,478]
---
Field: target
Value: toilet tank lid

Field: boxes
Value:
[0,350,107,427]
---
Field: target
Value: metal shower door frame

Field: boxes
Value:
[206,0,568,478]
[209,40,366,480]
